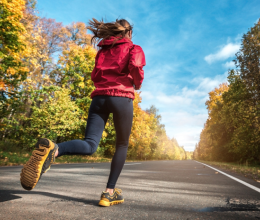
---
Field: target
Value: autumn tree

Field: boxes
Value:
[0,0,27,91]
[222,70,259,162]
[197,20,260,163]
[144,105,183,160]
[0,0,39,135]
[127,93,157,159]
[236,19,260,106]
[0,0,28,120]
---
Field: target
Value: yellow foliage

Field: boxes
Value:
[206,83,229,114]
[128,92,157,158]
[0,0,28,91]
[0,81,5,91]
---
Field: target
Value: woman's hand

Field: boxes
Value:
[134,84,142,90]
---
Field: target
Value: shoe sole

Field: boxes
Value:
[20,138,56,191]
[98,199,124,207]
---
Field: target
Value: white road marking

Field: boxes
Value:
[124,163,142,166]
[196,161,260,193]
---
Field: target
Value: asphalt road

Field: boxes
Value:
[0,160,260,220]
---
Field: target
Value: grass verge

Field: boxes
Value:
[199,160,260,182]
[0,151,111,166]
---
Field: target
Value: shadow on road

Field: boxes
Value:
[0,189,99,206]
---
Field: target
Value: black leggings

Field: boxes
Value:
[57,96,133,189]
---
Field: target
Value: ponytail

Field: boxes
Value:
[87,18,133,46]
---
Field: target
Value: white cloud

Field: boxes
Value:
[157,93,191,105]
[141,91,154,100]
[222,61,235,69]
[161,111,208,151]
[143,73,227,105]
[161,112,207,127]
[204,43,240,64]
[195,72,228,92]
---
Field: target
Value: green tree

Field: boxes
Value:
[2,86,85,149]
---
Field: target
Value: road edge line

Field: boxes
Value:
[195,161,260,193]
[124,163,142,165]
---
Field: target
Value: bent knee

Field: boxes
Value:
[116,140,129,149]
[83,140,98,155]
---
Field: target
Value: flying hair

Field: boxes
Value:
[87,18,133,46]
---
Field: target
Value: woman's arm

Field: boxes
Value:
[91,50,101,82]
[128,45,146,90]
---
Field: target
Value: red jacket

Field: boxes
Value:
[91,37,145,100]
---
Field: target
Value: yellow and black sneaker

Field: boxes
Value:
[20,138,58,191]
[98,188,124,207]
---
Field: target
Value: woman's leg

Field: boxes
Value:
[57,96,109,157]
[106,97,133,190]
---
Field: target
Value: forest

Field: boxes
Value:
[194,20,260,164]
[0,0,189,160]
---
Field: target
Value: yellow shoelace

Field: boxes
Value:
[114,188,122,194]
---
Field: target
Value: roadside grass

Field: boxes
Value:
[55,155,111,164]
[0,149,170,166]
[0,151,111,166]
[0,140,183,166]
[199,160,260,182]
[0,151,31,166]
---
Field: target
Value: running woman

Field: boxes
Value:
[20,18,145,207]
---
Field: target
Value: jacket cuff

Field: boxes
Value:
[134,84,142,90]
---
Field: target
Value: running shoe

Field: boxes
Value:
[20,138,58,190]
[98,188,124,207]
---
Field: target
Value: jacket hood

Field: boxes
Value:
[97,36,132,47]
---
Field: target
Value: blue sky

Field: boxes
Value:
[37,0,260,151]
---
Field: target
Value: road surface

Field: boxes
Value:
[0,160,260,219]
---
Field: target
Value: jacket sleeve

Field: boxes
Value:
[128,45,146,89]
[91,50,101,82]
